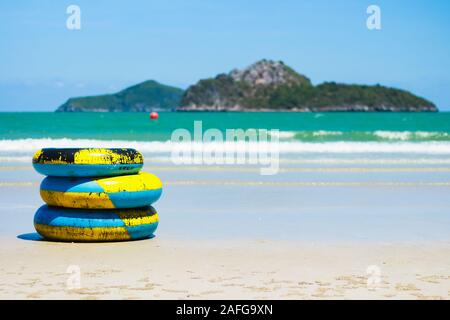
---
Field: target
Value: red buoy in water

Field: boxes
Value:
[150,111,159,120]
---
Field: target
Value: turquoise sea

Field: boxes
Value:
[1,112,450,141]
[1,112,450,245]
[1,112,450,159]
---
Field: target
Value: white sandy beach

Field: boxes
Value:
[0,238,449,299]
[0,155,449,299]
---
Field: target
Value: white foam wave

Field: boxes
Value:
[0,138,450,157]
[374,131,412,140]
[270,130,343,139]
[312,130,343,137]
[268,131,296,139]
[275,130,450,141]
[373,130,449,141]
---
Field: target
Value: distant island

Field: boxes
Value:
[57,80,183,112]
[56,60,437,112]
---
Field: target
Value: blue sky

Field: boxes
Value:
[0,0,449,110]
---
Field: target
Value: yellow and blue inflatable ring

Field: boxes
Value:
[34,205,158,242]
[40,172,162,209]
[32,148,143,177]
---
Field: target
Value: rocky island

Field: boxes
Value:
[178,60,437,112]
[56,60,437,112]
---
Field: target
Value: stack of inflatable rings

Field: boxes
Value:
[32,148,162,242]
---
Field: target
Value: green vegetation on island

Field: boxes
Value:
[56,60,437,112]
[179,60,437,112]
[56,80,183,112]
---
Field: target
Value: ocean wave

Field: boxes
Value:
[1,138,450,158]
[312,130,343,137]
[373,131,412,140]
[268,131,297,139]
[277,130,450,142]
[373,131,450,141]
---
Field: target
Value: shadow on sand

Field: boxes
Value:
[16,232,155,242]
[17,232,44,241]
